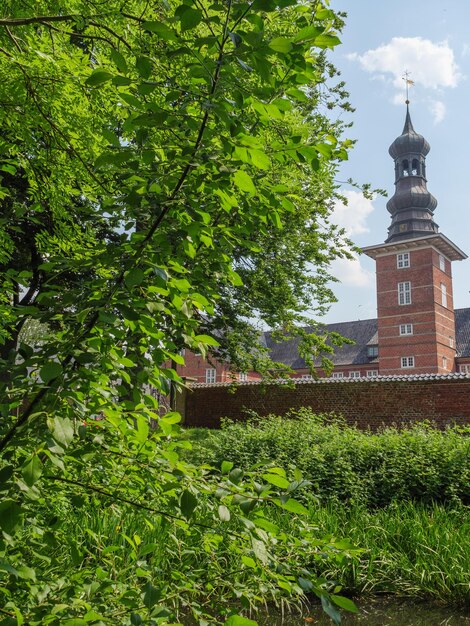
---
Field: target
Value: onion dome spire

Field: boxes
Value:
[386,103,439,243]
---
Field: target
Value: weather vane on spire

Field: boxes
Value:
[402,70,414,104]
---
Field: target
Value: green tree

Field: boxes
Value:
[0,2,357,623]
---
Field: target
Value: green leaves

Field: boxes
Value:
[136,56,153,79]
[262,473,290,489]
[233,170,257,195]
[110,49,128,74]
[180,489,197,519]
[40,361,62,384]
[48,416,74,447]
[0,1,354,623]
[22,455,43,487]
[269,37,293,53]
[331,595,359,613]
[175,5,203,31]
[0,499,22,534]
[218,504,231,522]
[85,70,114,86]
[224,616,258,626]
[125,268,145,289]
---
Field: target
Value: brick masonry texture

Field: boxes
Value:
[183,376,470,430]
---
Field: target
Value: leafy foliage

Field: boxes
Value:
[0,1,359,624]
[186,412,470,507]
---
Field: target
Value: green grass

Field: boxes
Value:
[301,502,470,605]
[66,500,470,607]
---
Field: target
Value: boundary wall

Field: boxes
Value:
[182,374,470,430]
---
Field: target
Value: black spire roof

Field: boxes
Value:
[386,105,439,243]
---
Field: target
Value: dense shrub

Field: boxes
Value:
[185,409,470,507]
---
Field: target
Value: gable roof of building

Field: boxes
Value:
[264,318,379,369]
[263,307,470,369]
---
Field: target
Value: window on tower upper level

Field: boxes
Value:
[398,281,411,305]
[411,159,420,175]
[397,252,410,268]
[402,159,410,176]
[399,323,413,336]
[441,283,447,308]
[439,254,446,271]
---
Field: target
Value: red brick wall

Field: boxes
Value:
[376,247,456,375]
[184,377,470,430]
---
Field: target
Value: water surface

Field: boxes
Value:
[262,599,470,626]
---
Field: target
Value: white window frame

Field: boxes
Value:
[398,281,411,305]
[442,356,448,370]
[399,323,413,336]
[366,370,378,378]
[239,372,247,381]
[401,356,415,369]
[349,371,361,378]
[439,254,445,272]
[367,345,379,358]
[397,252,410,269]
[441,283,447,308]
[459,364,470,374]
[331,372,344,379]
[449,336,454,348]
[205,368,216,383]
[301,374,313,379]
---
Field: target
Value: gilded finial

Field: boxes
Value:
[402,70,414,104]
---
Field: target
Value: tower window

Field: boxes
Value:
[442,356,448,370]
[399,323,413,336]
[398,281,411,305]
[402,159,409,176]
[439,254,445,271]
[411,159,420,175]
[397,252,410,268]
[441,283,447,308]
[449,336,454,348]
[401,356,415,368]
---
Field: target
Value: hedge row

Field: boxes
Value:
[186,409,470,507]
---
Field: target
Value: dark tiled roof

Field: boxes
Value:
[455,307,470,357]
[261,307,470,368]
[263,318,378,369]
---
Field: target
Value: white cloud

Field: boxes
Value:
[348,37,461,124]
[429,100,446,124]
[330,255,374,288]
[331,190,375,236]
[348,37,461,90]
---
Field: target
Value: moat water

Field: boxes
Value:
[260,598,470,626]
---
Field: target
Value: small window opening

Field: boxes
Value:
[402,159,409,176]
[411,159,419,175]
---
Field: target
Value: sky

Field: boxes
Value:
[319,0,470,323]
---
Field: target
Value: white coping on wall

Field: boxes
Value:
[189,372,470,388]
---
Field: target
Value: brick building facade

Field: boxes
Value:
[177,106,469,382]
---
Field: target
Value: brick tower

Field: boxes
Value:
[363,105,467,375]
